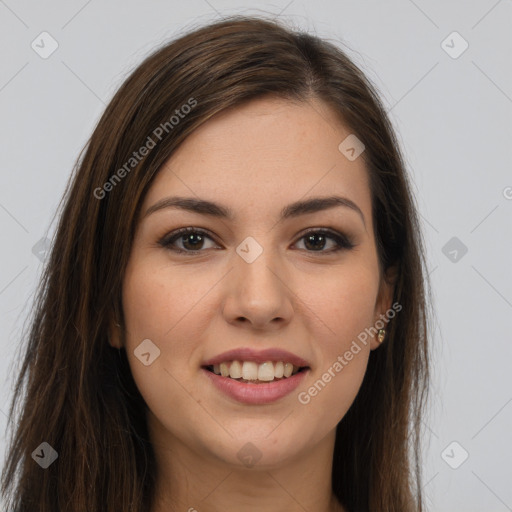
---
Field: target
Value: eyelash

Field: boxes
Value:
[158,227,355,255]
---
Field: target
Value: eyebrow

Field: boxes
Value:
[144,195,365,226]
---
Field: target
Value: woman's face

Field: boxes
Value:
[112,96,394,469]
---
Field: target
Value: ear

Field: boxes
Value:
[107,302,124,349]
[370,264,398,350]
[108,317,123,349]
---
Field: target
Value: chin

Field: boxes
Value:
[205,428,309,470]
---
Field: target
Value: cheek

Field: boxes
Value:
[292,265,378,417]
[119,260,210,395]
[119,260,219,441]
[296,262,379,351]
[121,259,215,348]
[296,349,368,440]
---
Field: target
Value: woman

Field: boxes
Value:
[1,15,432,512]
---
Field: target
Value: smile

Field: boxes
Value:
[201,347,311,404]
[202,364,310,405]
[205,360,306,383]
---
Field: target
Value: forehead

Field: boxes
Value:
[142,96,371,224]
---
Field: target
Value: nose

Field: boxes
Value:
[222,247,294,331]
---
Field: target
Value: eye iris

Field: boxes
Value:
[182,232,204,250]
[304,233,326,251]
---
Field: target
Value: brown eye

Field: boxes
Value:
[159,227,355,255]
[294,229,355,254]
[159,228,218,253]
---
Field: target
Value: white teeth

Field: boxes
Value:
[258,361,275,381]
[220,362,229,377]
[209,360,304,382]
[242,361,258,380]
[274,361,284,378]
[229,360,243,379]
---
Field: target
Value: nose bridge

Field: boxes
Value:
[235,236,284,296]
[223,235,293,327]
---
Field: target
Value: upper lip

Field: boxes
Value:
[202,348,310,368]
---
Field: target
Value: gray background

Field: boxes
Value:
[1,1,511,510]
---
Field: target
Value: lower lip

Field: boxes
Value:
[202,367,309,405]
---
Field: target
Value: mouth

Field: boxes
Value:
[201,362,310,405]
[202,361,310,384]
[201,348,311,404]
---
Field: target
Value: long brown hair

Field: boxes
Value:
[1,15,431,511]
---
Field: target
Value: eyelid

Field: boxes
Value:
[158,227,218,252]
[158,226,355,254]
[295,228,355,253]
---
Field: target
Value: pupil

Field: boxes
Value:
[183,233,203,250]
[304,233,325,251]
[180,233,327,251]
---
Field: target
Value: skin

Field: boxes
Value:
[109,96,395,512]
